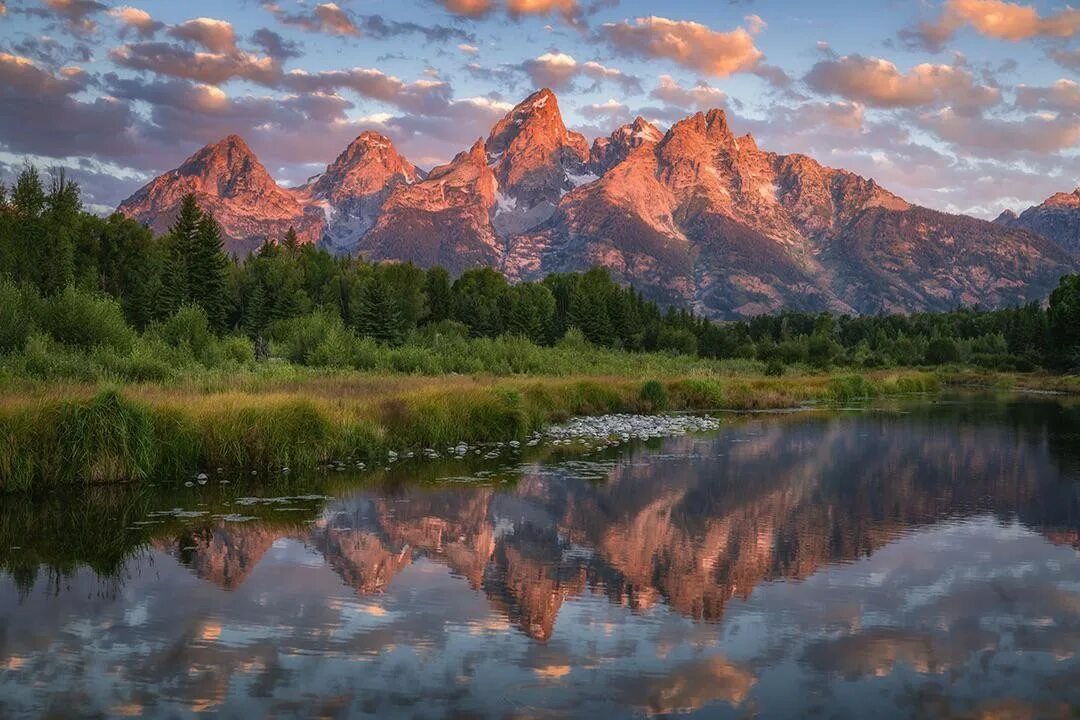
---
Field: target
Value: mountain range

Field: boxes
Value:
[118,88,1080,319]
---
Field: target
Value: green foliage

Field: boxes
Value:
[924,336,960,365]
[452,267,509,337]
[827,375,878,404]
[0,170,1077,382]
[639,380,669,411]
[159,305,215,358]
[1049,274,1080,370]
[39,286,135,352]
[0,279,36,353]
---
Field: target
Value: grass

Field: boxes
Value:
[0,369,945,491]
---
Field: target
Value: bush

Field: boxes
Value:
[271,311,355,366]
[0,280,36,353]
[220,335,256,365]
[765,359,786,377]
[655,326,698,356]
[924,337,960,365]
[159,305,215,361]
[668,378,725,408]
[40,286,134,352]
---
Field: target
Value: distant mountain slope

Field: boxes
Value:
[118,90,1078,318]
[997,188,1080,259]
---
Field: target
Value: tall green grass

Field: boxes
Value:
[0,370,943,491]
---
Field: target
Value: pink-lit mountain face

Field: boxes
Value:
[118,89,1077,319]
[997,188,1080,260]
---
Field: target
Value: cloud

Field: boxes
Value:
[435,0,581,24]
[357,15,476,44]
[0,52,138,159]
[520,52,579,89]
[903,0,1080,51]
[168,18,238,53]
[438,0,494,17]
[1049,47,1080,72]
[602,16,764,77]
[281,69,452,114]
[650,74,728,110]
[516,52,641,93]
[109,6,163,39]
[919,106,1080,155]
[744,14,766,35]
[805,55,1000,113]
[1014,79,1080,114]
[250,28,303,61]
[109,42,280,85]
[40,0,107,35]
[458,43,480,54]
[581,61,642,94]
[580,98,628,118]
[264,2,361,36]
[9,35,93,68]
[506,0,579,23]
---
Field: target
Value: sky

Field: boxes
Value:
[0,0,1078,218]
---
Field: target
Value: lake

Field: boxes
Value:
[1,397,1079,718]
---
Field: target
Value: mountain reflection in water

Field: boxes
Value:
[1,399,1079,718]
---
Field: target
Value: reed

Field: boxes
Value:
[0,370,942,490]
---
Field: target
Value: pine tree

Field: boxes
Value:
[191,212,229,329]
[159,193,202,315]
[282,226,300,255]
[424,266,453,323]
[353,274,403,344]
[169,194,202,262]
[158,241,188,320]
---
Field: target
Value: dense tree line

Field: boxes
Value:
[1,167,1078,372]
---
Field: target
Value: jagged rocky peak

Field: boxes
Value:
[479,89,592,239]
[302,131,421,254]
[117,134,321,253]
[309,131,419,203]
[174,134,278,197]
[1002,185,1080,258]
[590,116,663,174]
[485,88,585,157]
[994,209,1020,225]
[485,89,589,212]
[1043,187,1080,208]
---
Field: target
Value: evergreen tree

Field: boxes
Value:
[507,283,556,344]
[170,193,202,261]
[451,268,509,337]
[157,239,188,320]
[282,226,300,255]
[190,212,229,329]
[1049,274,1080,368]
[424,266,453,323]
[353,273,404,344]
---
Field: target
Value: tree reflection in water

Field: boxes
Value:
[1,397,1079,718]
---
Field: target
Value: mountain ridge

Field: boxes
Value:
[996,187,1080,259]
[118,88,1078,319]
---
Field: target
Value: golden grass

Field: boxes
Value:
[0,369,943,491]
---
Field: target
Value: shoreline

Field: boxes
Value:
[0,368,1074,492]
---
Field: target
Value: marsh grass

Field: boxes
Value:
[0,370,943,490]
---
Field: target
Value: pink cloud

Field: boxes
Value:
[602,16,764,77]
[805,55,1000,112]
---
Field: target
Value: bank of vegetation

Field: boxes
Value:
[0,168,1077,489]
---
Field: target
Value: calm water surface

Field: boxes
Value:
[2,398,1080,718]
